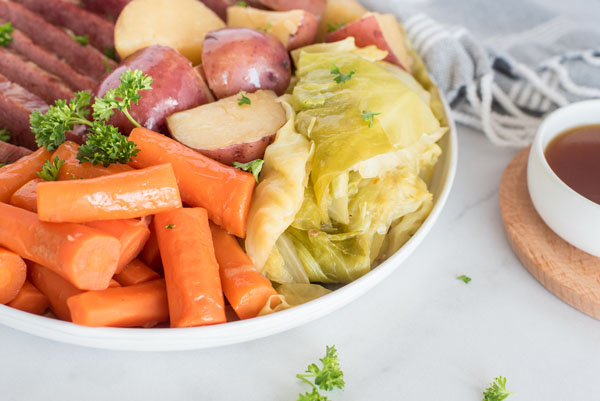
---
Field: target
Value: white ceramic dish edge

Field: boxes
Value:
[0,89,458,351]
[527,99,600,257]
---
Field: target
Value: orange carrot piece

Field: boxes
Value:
[129,128,256,238]
[0,247,27,304]
[7,280,49,315]
[154,208,226,328]
[67,279,169,328]
[28,262,83,321]
[108,279,121,288]
[210,223,278,320]
[9,178,41,212]
[53,141,133,180]
[114,259,160,286]
[138,223,163,274]
[86,219,151,273]
[37,163,182,223]
[0,147,52,203]
[0,202,120,290]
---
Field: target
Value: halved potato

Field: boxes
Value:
[115,0,224,65]
[227,6,318,50]
[326,12,413,72]
[317,0,367,40]
[166,90,286,165]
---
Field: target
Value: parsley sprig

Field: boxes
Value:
[360,110,380,128]
[0,128,10,142]
[0,22,14,47]
[237,92,251,106]
[483,376,513,401]
[236,1,248,6]
[71,34,89,46]
[327,22,346,33]
[37,156,65,181]
[30,69,151,165]
[296,345,345,401]
[92,69,153,128]
[457,275,471,284]
[330,63,355,84]
[234,159,264,182]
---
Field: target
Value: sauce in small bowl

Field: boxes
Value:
[545,124,600,205]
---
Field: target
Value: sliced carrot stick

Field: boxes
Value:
[7,280,49,315]
[138,223,163,274]
[114,259,160,286]
[67,279,169,328]
[27,262,83,321]
[9,177,41,212]
[129,128,256,238]
[53,141,133,180]
[154,208,226,328]
[0,247,27,304]
[86,219,151,273]
[37,163,182,223]
[210,223,278,320]
[0,202,120,290]
[0,147,52,203]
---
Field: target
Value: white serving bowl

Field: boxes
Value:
[527,99,600,257]
[0,91,457,351]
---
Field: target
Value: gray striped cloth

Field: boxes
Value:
[365,0,600,147]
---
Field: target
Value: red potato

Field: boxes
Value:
[94,45,213,135]
[167,89,285,165]
[227,6,318,50]
[317,0,367,40]
[200,0,236,21]
[202,28,291,99]
[325,13,413,72]
[248,0,326,17]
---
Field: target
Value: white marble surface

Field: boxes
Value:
[2,125,600,400]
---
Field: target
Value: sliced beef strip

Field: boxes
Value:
[0,0,116,81]
[1,23,96,91]
[12,0,115,55]
[79,0,130,22]
[0,47,75,104]
[0,73,48,149]
[0,141,33,164]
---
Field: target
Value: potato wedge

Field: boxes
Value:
[317,0,367,41]
[115,0,224,65]
[167,90,286,165]
[227,6,318,50]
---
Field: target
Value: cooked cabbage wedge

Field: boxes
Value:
[245,39,447,285]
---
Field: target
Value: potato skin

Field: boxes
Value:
[199,134,276,165]
[202,28,291,99]
[93,45,213,135]
[287,10,318,50]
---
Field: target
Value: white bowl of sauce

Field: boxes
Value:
[528,100,600,257]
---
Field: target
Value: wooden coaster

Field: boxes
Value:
[499,147,600,320]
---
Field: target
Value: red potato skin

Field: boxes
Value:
[199,134,275,165]
[93,45,213,136]
[287,10,318,50]
[325,15,409,71]
[202,28,291,99]
[249,0,326,17]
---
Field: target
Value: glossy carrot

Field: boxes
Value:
[9,178,41,212]
[86,219,151,273]
[138,223,163,274]
[114,259,160,286]
[67,279,169,328]
[37,163,182,223]
[0,147,52,203]
[0,202,120,290]
[154,208,226,328]
[210,223,278,320]
[0,247,27,304]
[7,280,49,315]
[28,262,83,321]
[53,141,133,180]
[129,128,256,238]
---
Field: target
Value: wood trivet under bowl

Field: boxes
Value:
[499,147,600,320]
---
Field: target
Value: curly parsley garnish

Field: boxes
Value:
[234,159,264,182]
[330,63,355,84]
[296,345,345,401]
[483,376,513,401]
[37,156,65,181]
[360,110,380,128]
[0,22,14,47]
